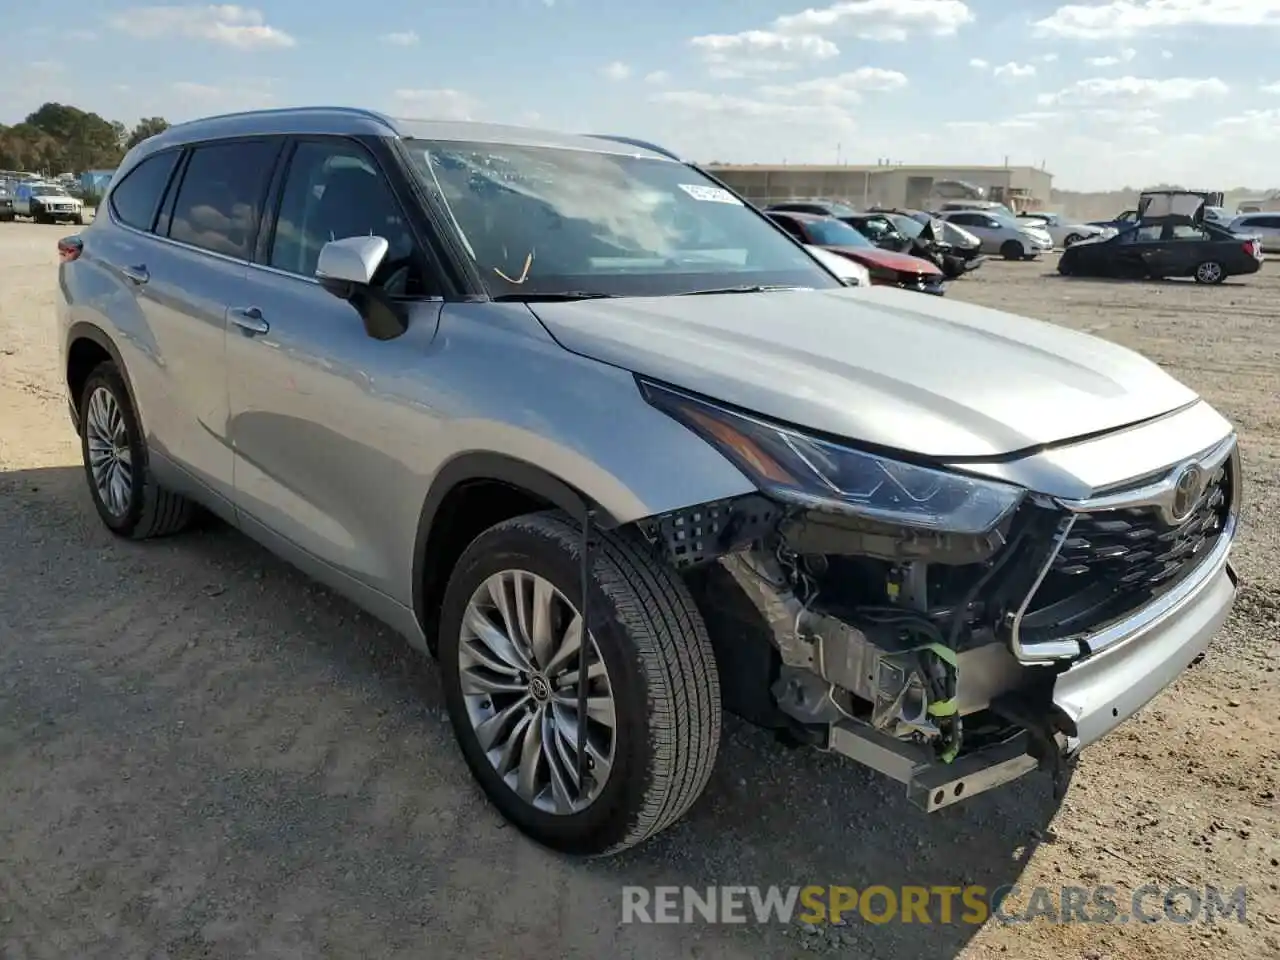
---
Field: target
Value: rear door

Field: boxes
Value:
[136,137,282,502]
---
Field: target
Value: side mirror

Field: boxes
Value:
[316,235,389,291]
[314,235,407,342]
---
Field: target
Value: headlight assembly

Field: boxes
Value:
[641,381,1024,535]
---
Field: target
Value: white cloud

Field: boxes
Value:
[389,88,482,120]
[690,1,972,76]
[1087,47,1136,65]
[772,0,975,40]
[1038,75,1228,105]
[382,30,418,46]
[969,57,989,68]
[946,110,1062,131]
[1040,52,1060,62]
[602,61,631,81]
[644,70,670,84]
[1161,49,1173,58]
[1034,0,1280,40]
[109,5,296,49]
[1213,108,1280,139]
[759,67,909,103]
[993,61,1036,78]
[1263,81,1280,94]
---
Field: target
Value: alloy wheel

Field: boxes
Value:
[458,569,616,815]
[85,386,133,517]
[1196,262,1223,283]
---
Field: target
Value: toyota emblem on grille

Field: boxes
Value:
[1169,462,1206,522]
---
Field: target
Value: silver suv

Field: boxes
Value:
[57,108,1240,856]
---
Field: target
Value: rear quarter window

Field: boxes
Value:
[109,151,180,232]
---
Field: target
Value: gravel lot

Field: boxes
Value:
[1,222,1277,960]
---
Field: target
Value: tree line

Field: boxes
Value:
[0,102,170,176]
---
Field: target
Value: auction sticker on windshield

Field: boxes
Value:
[678,184,742,204]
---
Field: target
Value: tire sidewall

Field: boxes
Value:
[1001,240,1024,260]
[437,516,657,855]
[79,363,149,535]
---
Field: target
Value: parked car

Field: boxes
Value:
[1089,209,1139,232]
[1058,220,1263,282]
[58,108,1242,857]
[1226,213,1280,253]
[936,209,1054,260]
[872,209,984,278]
[12,180,84,224]
[1015,212,1114,248]
[765,211,945,294]
[0,184,14,222]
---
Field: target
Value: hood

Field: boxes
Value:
[31,192,79,204]
[824,245,941,276]
[528,286,1197,459]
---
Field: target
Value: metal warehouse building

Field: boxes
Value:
[703,163,1055,213]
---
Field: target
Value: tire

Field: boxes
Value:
[1000,239,1024,260]
[78,361,196,539]
[438,510,721,856]
[1058,255,1074,276]
[73,213,84,225]
[1194,261,1226,285]
[1064,233,1083,247]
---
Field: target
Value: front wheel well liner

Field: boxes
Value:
[412,453,621,654]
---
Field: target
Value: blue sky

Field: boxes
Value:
[5,1,1280,190]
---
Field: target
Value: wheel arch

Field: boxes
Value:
[411,452,623,653]
[65,322,138,428]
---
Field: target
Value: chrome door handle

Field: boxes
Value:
[229,306,269,335]
[121,264,149,284]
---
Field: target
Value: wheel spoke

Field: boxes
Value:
[485,575,534,671]
[515,704,546,801]
[554,659,607,690]
[460,668,528,697]
[543,710,576,814]
[528,576,556,670]
[474,695,531,751]
[509,572,537,663]
[543,612,581,679]
[493,709,534,777]
[463,603,529,673]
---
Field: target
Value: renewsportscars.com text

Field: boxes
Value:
[620,884,1249,926]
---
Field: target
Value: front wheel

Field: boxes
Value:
[438,511,721,856]
[1000,239,1025,260]
[1194,261,1226,284]
[1064,233,1083,247]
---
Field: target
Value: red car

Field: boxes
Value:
[767,211,946,295]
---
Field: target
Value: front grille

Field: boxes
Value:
[1018,451,1233,641]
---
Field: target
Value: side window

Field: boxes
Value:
[981,217,1002,229]
[1260,217,1280,229]
[109,151,179,232]
[1135,225,1162,241]
[269,139,426,296]
[949,213,977,227]
[167,139,278,259]
[1169,224,1209,241]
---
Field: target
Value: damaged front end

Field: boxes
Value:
[637,381,1240,811]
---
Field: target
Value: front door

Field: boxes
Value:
[226,136,444,597]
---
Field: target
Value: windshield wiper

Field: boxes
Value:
[677,284,807,296]
[490,291,619,302]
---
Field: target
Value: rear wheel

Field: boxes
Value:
[438,511,721,856]
[1194,260,1225,284]
[1000,239,1024,260]
[78,361,196,539]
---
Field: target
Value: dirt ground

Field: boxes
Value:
[1,222,1277,960]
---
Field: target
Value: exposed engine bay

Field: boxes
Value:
[638,449,1234,810]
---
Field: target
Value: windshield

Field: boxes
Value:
[406,141,840,297]
[805,218,873,247]
[30,183,67,196]
[885,214,924,238]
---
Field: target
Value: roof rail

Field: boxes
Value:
[587,134,682,161]
[164,105,397,133]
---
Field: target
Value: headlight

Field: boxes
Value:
[640,381,1025,534]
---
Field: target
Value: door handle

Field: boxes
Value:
[121,264,149,285]
[229,306,269,336]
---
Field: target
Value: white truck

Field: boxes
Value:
[12,180,84,224]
